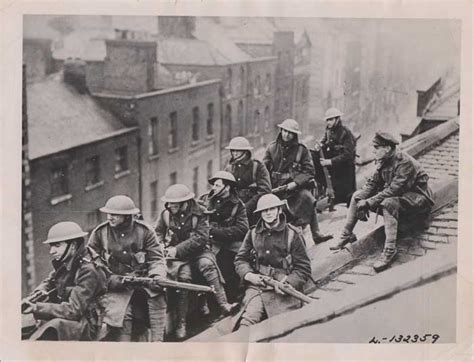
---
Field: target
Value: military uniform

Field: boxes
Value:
[200,190,249,302]
[234,214,312,327]
[26,244,107,341]
[224,154,272,225]
[88,218,167,342]
[262,133,316,227]
[317,121,357,205]
[155,198,234,338]
[335,132,434,271]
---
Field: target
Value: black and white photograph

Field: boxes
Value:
[1,0,472,359]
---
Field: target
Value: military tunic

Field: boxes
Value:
[234,214,312,326]
[28,245,107,341]
[262,134,317,226]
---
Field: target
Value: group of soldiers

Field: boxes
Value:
[22,108,435,342]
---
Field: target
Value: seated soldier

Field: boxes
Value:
[88,195,167,342]
[224,136,272,226]
[330,132,434,272]
[155,184,238,340]
[263,118,332,244]
[22,222,107,341]
[200,171,249,303]
[234,194,312,329]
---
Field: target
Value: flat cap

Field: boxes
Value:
[372,131,399,147]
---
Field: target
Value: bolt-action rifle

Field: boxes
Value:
[119,275,215,294]
[261,276,314,304]
[21,288,57,313]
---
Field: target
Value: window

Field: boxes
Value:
[150,180,158,219]
[168,111,178,149]
[169,172,177,186]
[224,104,232,142]
[239,66,245,94]
[114,146,129,174]
[85,156,101,186]
[264,106,270,131]
[51,164,69,197]
[253,109,260,134]
[265,73,271,93]
[226,68,233,96]
[148,117,159,156]
[206,103,214,135]
[192,166,199,196]
[254,75,261,97]
[192,106,200,142]
[237,101,244,136]
[207,160,213,181]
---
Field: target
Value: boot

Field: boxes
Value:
[373,248,398,272]
[210,278,239,316]
[329,231,357,250]
[175,290,189,340]
[310,210,333,244]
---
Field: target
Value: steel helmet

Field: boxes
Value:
[161,184,195,203]
[208,170,237,185]
[324,107,344,120]
[225,136,254,150]
[43,221,88,244]
[254,194,286,214]
[100,195,140,215]
[277,119,301,135]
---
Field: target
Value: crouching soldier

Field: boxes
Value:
[224,137,272,226]
[88,195,167,342]
[263,118,332,244]
[330,132,434,272]
[155,184,238,340]
[234,194,312,329]
[200,171,249,303]
[22,222,107,341]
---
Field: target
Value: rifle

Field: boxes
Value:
[272,184,289,194]
[119,275,215,294]
[261,276,314,304]
[21,288,57,313]
[315,142,335,211]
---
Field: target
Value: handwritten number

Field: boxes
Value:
[394,335,403,343]
[411,335,419,343]
[403,335,411,343]
[432,334,440,343]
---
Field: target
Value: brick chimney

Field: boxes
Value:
[63,58,88,94]
[103,38,157,94]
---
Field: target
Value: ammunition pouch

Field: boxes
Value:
[258,265,288,281]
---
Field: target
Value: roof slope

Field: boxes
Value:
[28,73,130,159]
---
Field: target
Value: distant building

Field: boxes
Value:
[26,69,140,283]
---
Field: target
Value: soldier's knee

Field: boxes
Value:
[381,197,400,210]
[352,190,364,200]
[196,257,214,272]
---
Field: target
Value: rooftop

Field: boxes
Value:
[27,72,134,159]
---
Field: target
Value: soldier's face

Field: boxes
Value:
[261,207,280,224]
[373,144,390,161]
[212,179,227,195]
[281,130,295,142]
[49,241,68,260]
[167,202,182,215]
[107,213,126,227]
[231,150,245,159]
[326,117,339,129]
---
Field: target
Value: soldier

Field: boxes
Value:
[234,194,312,328]
[315,107,357,206]
[88,195,167,342]
[224,136,272,226]
[155,184,238,340]
[22,222,107,341]
[262,118,332,244]
[330,132,434,272]
[199,171,249,303]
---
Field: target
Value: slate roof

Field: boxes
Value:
[27,73,134,159]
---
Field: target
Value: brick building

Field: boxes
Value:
[90,37,222,222]
[26,70,139,283]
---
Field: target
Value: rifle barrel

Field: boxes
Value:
[263,277,314,304]
[121,276,215,294]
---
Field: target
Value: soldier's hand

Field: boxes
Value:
[148,276,164,293]
[320,158,331,167]
[22,300,36,314]
[108,274,126,292]
[273,284,286,295]
[313,142,321,152]
[166,247,177,259]
[244,273,266,287]
[286,182,298,191]
[356,199,369,211]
